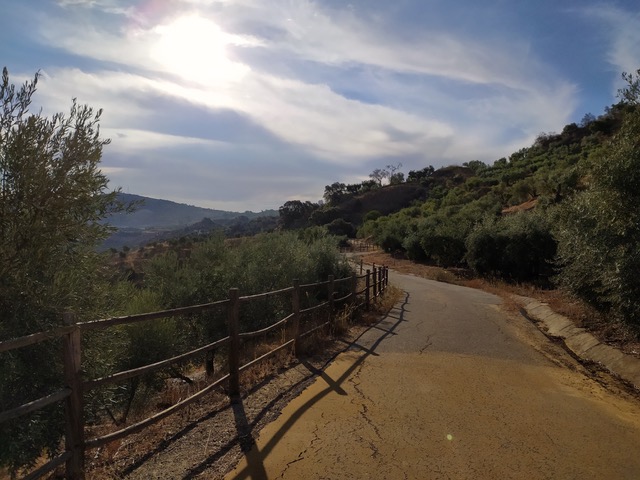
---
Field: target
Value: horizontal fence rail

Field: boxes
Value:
[84,336,231,391]
[78,299,231,331]
[1,265,389,480]
[339,239,377,253]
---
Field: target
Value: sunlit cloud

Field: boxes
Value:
[150,15,253,86]
[3,0,626,210]
[43,1,574,131]
[580,5,640,93]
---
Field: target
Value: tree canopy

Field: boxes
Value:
[555,70,640,324]
[0,67,127,472]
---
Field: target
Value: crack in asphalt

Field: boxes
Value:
[358,402,382,440]
[419,334,433,354]
[347,362,383,443]
[388,448,410,480]
[277,418,326,479]
[366,439,380,459]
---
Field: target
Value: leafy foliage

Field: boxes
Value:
[141,230,352,330]
[466,211,556,283]
[325,218,356,238]
[555,103,640,323]
[618,68,640,106]
[0,68,126,473]
[278,200,318,229]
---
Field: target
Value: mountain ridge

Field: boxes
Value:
[107,193,277,229]
[101,193,278,250]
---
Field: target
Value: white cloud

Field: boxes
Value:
[34,65,454,168]
[103,128,227,152]
[22,0,586,209]
[581,5,640,92]
[211,0,567,93]
[225,73,455,163]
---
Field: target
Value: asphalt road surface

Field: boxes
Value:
[226,271,640,480]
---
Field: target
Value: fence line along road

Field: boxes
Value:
[1,266,389,480]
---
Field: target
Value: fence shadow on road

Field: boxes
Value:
[120,362,321,478]
[228,291,410,480]
[121,292,410,479]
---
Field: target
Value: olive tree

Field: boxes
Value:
[0,68,126,474]
[555,71,640,325]
[466,210,556,283]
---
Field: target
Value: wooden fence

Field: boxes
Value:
[339,239,376,253]
[0,265,389,480]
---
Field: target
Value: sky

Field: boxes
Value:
[1,0,639,212]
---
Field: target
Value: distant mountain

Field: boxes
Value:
[100,193,278,250]
[106,193,277,229]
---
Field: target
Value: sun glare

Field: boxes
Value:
[151,15,249,85]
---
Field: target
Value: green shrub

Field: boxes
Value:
[326,218,356,238]
[417,214,467,267]
[366,216,411,252]
[466,211,556,282]
[139,231,353,336]
[403,233,428,262]
[554,104,640,324]
[363,210,382,222]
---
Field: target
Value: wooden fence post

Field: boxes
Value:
[205,349,215,377]
[292,279,301,356]
[351,274,357,305]
[62,312,85,480]
[372,266,378,299]
[359,259,363,275]
[328,275,335,315]
[227,288,241,401]
[382,266,386,291]
[365,269,371,310]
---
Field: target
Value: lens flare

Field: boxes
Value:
[150,15,249,85]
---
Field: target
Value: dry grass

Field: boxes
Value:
[331,304,356,336]
[364,285,403,322]
[240,354,294,391]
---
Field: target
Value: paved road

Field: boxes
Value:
[226,272,640,479]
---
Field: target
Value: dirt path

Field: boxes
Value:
[226,271,640,479]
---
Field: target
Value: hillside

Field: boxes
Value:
[276,84,640,333]
[353,98,640,332]
[101,193,278,250]
[107,193,277,229]
[333,183,428,224]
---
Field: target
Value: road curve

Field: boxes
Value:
[225,271,640,480]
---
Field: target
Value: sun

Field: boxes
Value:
[150,15,249,85]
